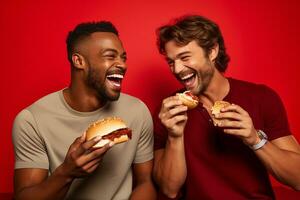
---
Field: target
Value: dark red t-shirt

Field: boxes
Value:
[154,78,292,199]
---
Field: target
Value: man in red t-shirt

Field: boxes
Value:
[153,15,300,199]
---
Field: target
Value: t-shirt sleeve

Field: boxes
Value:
[259,85,292,140]
[153,106,168,151]
[12,109,49,169]
[133,101,154,163]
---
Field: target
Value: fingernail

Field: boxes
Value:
[109,141,115,147]
[94,135,102,141]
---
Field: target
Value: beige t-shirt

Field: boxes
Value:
[12,90,153,200]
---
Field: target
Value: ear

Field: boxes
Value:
[209,43,219,62]
[71,53,86,69]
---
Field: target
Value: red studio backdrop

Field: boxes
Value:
[1,0,300,197]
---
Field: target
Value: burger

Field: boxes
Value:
[211,100,231,126]
[86,117,132,147]
[177,91,199,110]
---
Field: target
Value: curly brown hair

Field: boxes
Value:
[157,15,230,72]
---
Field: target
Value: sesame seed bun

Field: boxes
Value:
[86,117,131,147]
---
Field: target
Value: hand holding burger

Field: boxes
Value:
[86,117,132,148]
[211,100,231,126]
[177,91,199,110]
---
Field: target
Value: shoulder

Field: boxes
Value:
[118,93,150,111]
[229,78,279,98]
[13,90,62,130]
[28,90,61,109]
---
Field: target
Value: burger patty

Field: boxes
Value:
[102,128,132,140]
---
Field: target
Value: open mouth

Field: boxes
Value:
[106,74,124,88]
[180,72,196,88]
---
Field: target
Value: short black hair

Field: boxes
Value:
[66,21,119,63]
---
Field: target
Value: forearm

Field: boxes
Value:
[15,165,73,200]
[154,136,186,197]
[130,181,156,200]
[256,141,300,190]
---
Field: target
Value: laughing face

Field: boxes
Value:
[81,32,127,101]
[164,40,217,96]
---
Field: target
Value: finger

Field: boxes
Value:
[218,120,244,129]
[68,133,87,153]
[80,132,86,142]
[86,162,101,174]
[162,96,183,110]
[165,115,188,126]
[167,105,188,118]
[214,112,242,121]
[81,157,102,172]
[223,128,245,136]
[76,143,111,166]
[74,135,102,157]
[221,104,247,115]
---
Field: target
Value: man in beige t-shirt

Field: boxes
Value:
[12,21,156,200]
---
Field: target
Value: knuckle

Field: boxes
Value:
[74,159,81,167]
[70,152,77,161]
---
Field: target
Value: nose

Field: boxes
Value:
[115,57,127,70]
[173,60,185,74]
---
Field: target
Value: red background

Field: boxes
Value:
[1,0,300,197]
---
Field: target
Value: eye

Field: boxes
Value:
[181,56,190,61]
[121,55,127,62]
[167,59,174,66]
[104,54,116,60]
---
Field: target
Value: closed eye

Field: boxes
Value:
[181,56,190,61]
[121,55,127,62]
[166,59,174,66]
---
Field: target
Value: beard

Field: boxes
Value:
[185,59,215,96]
[86,66,120,102]
[196,65,215,94]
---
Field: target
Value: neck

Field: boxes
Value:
[199,70,229,108]
[63,79,106,112]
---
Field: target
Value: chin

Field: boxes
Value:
[96,89,120,102]
[106,90,121,101]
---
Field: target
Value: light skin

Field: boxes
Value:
[14,32,156,200]
[154,40,300,198]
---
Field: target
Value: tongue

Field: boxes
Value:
[107,78,121,88]
[183,76,195,88]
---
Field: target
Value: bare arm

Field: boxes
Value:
[14,167,72,200]
[14,134,112,200]
[255,135,300,190]
[130,160,156,200]
[153,96,188,198]
[216,104,300,190]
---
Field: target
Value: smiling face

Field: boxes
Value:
[165,40,218,96]
[76,32,127,101]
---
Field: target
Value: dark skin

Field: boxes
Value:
[14,32,156,200]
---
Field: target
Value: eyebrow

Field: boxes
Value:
[101,48,127,57]
[102,48,118,54]
[167,51,191,60]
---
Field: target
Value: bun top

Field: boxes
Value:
[86,117,127,140]
[211,101,230,115]
[182,91,199,102]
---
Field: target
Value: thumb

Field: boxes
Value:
[69,132,86,153]
[80,132,87,142]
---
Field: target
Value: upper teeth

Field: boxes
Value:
[181,73,194,80]
[107,74,124,79]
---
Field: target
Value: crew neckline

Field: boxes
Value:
[58,89,109,117]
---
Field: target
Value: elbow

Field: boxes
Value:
[153,173,180,198]
[161,187,180,199]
